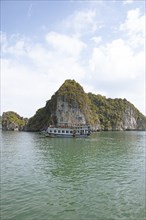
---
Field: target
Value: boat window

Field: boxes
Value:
[58,130,60,133]
[66,130,69,133]
[70,131,73,133]
[54,130,56,133]
[62,130,65,133]
[50,130,52,133]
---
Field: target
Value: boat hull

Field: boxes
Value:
[44,133,90,138]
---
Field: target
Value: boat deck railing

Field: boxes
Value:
[49,123,90,129]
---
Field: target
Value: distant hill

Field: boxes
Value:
[25,79,146,131]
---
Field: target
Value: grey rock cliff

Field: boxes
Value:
[20,80,146,131]
[56,97,86,125]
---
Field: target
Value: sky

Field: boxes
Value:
[1,0,145,117]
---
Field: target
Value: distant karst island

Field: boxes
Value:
[2,79,146,131]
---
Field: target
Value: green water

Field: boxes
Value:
[1,131,146,220]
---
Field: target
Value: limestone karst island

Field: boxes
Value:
[2,79,146,132]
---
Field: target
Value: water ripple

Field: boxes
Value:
[1,131,146,220]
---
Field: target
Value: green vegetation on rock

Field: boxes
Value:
[2,111,28,131]
[26,107,50,131]
[57,79,86,108]
[3,80,145,132]
[26,80,146,131]
[88,93,146,130]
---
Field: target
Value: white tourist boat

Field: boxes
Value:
[44,123,91,138]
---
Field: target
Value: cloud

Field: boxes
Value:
[89,38,144,81]
[0,31,7,43]
[45,31,86,58]
[120,8,145,48]
[1,6,145,116]
[123,0,133,5]
[1,33,32,56]
[62,9,102,37]
[27,4,33,18]
[91,36,102,44]
[88,37,145,113]
[1,58,49,117]
[1,32,87,117]
[0,32,8,57]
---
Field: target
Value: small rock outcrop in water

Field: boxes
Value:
[26,79,146,131]
[2,111,28,131]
